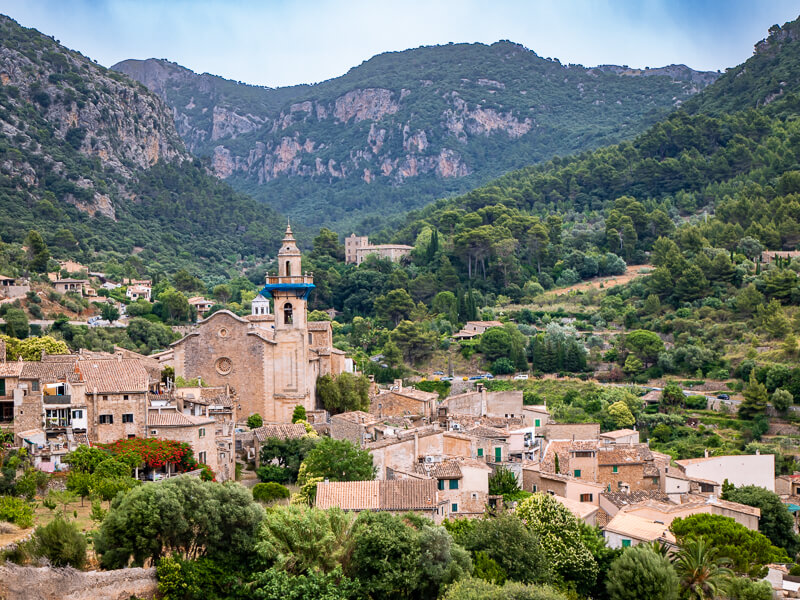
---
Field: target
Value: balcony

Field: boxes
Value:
[43,394,71,405]
[264,273,314,285]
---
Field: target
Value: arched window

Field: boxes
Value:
[283,302,293,325]
[285,260,292,276]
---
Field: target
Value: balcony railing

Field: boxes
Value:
[44,395,71,405]
[265,274,314,285]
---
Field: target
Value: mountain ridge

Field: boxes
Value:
[113,41,719,233]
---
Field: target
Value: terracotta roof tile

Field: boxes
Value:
[20,355,81,383]
[148,410,214,427]
[78,358,150,393]
[602,490,670,508]
[598,445,653,466]
[600,429,639,438]
[252,423,308,443]
[603,512,676,543]
[414,461,463,479]
[316,479,439,511]
[0,361,24,377]
[467,425,508,439]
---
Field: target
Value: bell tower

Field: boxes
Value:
[260,223,316,419]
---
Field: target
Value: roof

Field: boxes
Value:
[675,454,770,467]
[467,425,508,439]
[78,358,150,393]
[307,321,332,331]
[553,495,600,520]
[598,445,653,466]
[600,429,639,439]
[540,440,600,474]
[466,321,504,328]
[252,423,308,443]
[604,512,676,543]
[414,460,463,479]
[20,355,81,383]
[54,278,87,284]
[0,361,24,377]
[392,388,438,403]
[602,490,671,509]
[332,411,378,424]
[187,296,213,305]
[316,479,439,511]
[148,410,214,427]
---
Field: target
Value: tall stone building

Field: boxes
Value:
[168,225,346,423]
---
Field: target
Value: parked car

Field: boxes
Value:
[468,375,484,380]
[441,376,453,382]
[717,393,730,400]
[513,374,529,380]
[484,374,494,379]
[433,371,444,376]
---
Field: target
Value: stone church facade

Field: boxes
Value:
[169,225,346,423]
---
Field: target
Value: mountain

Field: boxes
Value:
[113,43,718,233]
[0,15,284,281]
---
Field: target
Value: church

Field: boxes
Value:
[167,225,347,423]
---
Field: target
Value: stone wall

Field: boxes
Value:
[0,564,157,600]
[544,423,600,441]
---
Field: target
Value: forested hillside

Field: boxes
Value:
[114,43,717,233]
[0,15,285,280]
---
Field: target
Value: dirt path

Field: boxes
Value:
[552,264,651,295]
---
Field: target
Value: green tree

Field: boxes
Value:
[479,327,513,362]
[292,405,307,423]
[258,436,318,484]
[440,577,568,600]
[256,505,355,574]
[4,308,29,339]
[607,401,635,429]
[100,303,120,322]
[670,514,787,578]
[722,485,800,555]
[310,228,345,261]
[772,388,793,413]
[623,354,643,376]
[301,438,375,485]
[672,538,733,600]
[605,545,678,600]
[25,230,50,273]
[516,493,599,594]
[455,513,551,584]
[213,284,232,304]
[724,576,773,600]
[488,466,522,500]
[739,375,769,420]
[64,445,110,473]
[252,482,290,504]
[31,516,87,568]
[624,330,665,367]
[315,373,370,414]
[247,414,263,429]
[95,476,264,568]
[660,382,685,411]
[374,288,415,326]
[391,320,437,364]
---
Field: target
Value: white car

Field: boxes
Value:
[513,374,529,380]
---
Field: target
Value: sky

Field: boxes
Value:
[3,0,799,88]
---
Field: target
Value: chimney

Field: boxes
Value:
[394,379,402,392]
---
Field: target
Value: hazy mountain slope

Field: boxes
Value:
[114,42,718,232]
[0,15,284,279]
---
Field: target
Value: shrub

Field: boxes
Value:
[0,496,34,528]
[247,414,263,429]
[685,395,708,410]
[252,482,290,504]
[31,517,87,568]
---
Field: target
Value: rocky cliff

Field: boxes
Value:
[0,16,189,219]
[114,42,718,231]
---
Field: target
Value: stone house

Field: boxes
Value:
[522,404,550,429]
[452,321,505,340]
[413,457,493,517]
[521,463,606,506]
[315,479,446,521]
[0,275,30,299]
[250,423,309,467]
[187,296,214,317]
[147,408,219,476]
[125,284,152,302]
[543,422,600,441]
[370,382,438,419]
[330,410,381,446]
[439,388,523,420]
[600,429,640,445]
[167,226,348,424]
[368,427,480,478]
[552,494,600,526]
[53,278,88,295]
[603,512,676,549]
[344,234,414,265]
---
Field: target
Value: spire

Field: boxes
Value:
[283,220,296,243]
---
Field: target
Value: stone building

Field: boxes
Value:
[167,225,347,423]
[370,381,438,419]
[344,234,414,265]
[316,479,446,521]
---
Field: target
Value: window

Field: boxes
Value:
[477,448,483,457]
[122,414,133,423]
[285,260,291,276]
[574,451,594,458]
[612,465,619,473]
[580,493,593,502]
[31,380,40,391]
[437,479,445,491]
[72,410,83,419]
[532,484,538,492]
[574,469,581,477]
[621,539,632,548]
[199,428,206,438]
[308,333,313,344]
[283,302,293,325]
[451,503,458,513]
[448,479,459,490]
[151,430,158,435]
[494,447,502,462]
[123,394,129,401]
[535,419,540,427]
[198,451,207,464]
[99,414,113,424]
[102,395,108,401]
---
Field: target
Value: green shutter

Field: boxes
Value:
[535,419,540,427]
[622,539,631,548]
[574,469,581,478]
[477,448,483,457]
[0,378,5,396]
[494,447,502,462]
[451,503,458,513]
[437,479,444,491]
[449,479,459,490]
